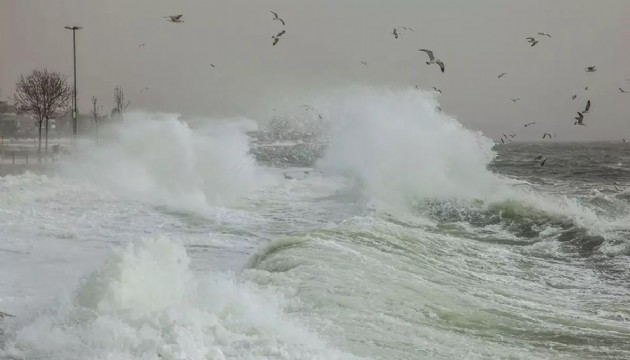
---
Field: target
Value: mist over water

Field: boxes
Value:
[62,112,275,214]
[1,87,629,359]
[316,87,499,204]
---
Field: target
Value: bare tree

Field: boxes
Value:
[112,86,130,120]
[13,68,71,157]
[90,96,103,141]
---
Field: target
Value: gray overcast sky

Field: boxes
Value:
[1,0,629,141]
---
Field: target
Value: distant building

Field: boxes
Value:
[56,111,94,136]
[0,100,30,138]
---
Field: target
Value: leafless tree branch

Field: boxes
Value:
[12,68,71,156]
[113,86,130,120]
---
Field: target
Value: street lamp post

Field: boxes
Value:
[64,26,82,139]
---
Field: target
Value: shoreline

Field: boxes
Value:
[0,163,55,177]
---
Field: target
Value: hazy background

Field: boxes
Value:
[1,0,629,141]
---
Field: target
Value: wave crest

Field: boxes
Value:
[62,112,274,214]
[315,87,501,206]
[0,237,359,359]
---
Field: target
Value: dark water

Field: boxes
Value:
[490,142,630,186]
[253,140,630,186]
[491,142,630,253]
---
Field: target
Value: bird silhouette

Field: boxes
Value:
[270,11,286,26]
[418,49,445,73]
[164,15,184,23]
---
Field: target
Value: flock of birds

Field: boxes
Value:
[481,32,627,169]
[160,14,628,167]
[393,28,628,147]
[490,56,625,147]
[162,14,448,72]
[507,60,625,166]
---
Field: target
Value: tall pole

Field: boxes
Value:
[72,29,77,136]
[65,26,81,141]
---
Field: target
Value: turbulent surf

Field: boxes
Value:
[1,87,629,360]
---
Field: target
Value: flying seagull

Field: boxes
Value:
[541,158,547,167]
[435,106,442,112]
[572,94,577,100]
[543,133,552,139]
[584,86,589,91]
[138,43,146,47]
[500,137,505,144]
[526,37,539,47]
[272,30,286,45]
[511,98,520,102]
[574,112,585,126]
[537,32,552,38]
[501,134,514,143]
[164,15,184,23]
[210,63,216,68]
[534,155,543,161]
[498,73,507,79]
[432,86,442,94]
[270,11,285,26]
[620,88,628,93]
[585,66,597,72]
[583,100,591,114]
[361,61,368,66]
[392,26,414,36]
[418,49,445,73]
[524,122,536,127]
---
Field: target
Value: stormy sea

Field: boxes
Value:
[1,88,629,360]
